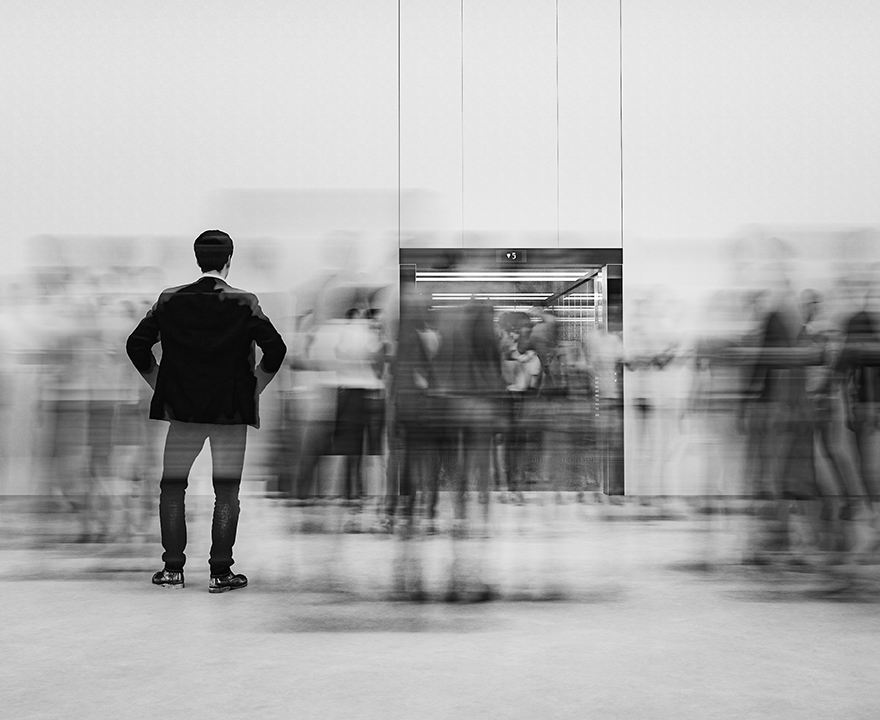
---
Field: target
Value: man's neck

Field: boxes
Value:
[201,270,227,280]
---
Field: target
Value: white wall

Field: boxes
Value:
[2,2,879,495]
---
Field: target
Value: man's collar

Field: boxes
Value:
[200,271,226,281]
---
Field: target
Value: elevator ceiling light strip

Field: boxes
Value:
[417,275,586,283]
[432,293,552,300]
[430,306,596,316]
[418,272,586,277]
[417,271,587,280]
[418,269,589,275]
[431,305,539,311]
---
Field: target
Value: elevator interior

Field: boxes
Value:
[399,248,624,495]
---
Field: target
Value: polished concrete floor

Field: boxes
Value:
[3,495,880,719]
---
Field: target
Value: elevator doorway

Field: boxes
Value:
[399,248,624,495]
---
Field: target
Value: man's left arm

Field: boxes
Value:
[249,303,288,394]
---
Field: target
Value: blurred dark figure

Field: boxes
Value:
[799,290,852,558]
[741,289,824,564]
[835,285,880,557]
[433,297,504,601]
[126,231,287,592]
[386,286,437,599]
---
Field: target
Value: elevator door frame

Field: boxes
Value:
[399,248,624,495]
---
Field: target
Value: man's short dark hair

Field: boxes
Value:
[194,230,234,272]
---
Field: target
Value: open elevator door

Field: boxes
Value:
[399,248,624,496]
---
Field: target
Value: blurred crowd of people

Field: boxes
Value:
[622,267,880,582]
[682,275,880,571]
[4,251,880,599]
[272,279,619,518]
[0,266,163,543]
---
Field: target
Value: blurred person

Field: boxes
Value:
[556,340,596,498]
[529,309,564,396]
[80,299,117,543]
[0,278,44,497]
[387,286,438,599]
[740,285,825,565]
[502,316,541,501]
[288,314,343,509]
[72,279,145,544]
[495,317,519,495]
[835,282,880,558]
[799,289,853,558]
[126,230,287,592]
[432,296,504,601]
[528,310,570,498]
[683,290,754,525]
[625,292,681,503]
[334,307,385,531]
[685,298,741,568]
[38,276,98,542]
[363,307,392,527]
[115,297,162,540]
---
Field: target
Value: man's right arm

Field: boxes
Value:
[126,307,160,390]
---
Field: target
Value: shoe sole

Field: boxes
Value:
[208,583,247,594]
[153,582,185,589]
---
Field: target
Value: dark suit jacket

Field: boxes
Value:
[126,276,287,427]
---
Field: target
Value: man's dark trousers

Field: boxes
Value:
[159,421,247,576]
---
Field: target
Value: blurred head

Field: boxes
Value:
[194,230,234,273]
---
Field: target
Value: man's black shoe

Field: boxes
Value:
[209,571,248,593]
[152,569,185,589]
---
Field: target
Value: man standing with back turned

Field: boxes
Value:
[126,231,287,592]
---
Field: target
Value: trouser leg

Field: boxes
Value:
[159,422,208,572]
[208,424,248,576]
[384,427,401,518]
